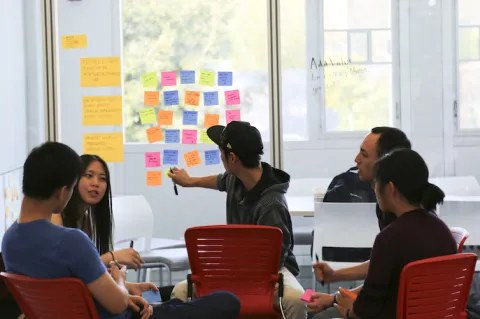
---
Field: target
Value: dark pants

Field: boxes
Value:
[131,291,241,319]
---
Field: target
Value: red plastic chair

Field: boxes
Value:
[0,272,99,319]
[396,253,477,319]
[450,227,470,253]
[185,225,283,319]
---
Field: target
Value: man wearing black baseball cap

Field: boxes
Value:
[169,121,307,319]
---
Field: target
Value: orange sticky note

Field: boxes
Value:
[204,113,220,128]
[184,150,201,167]
[144,91,160,106]
[146,171,162,186]
[185,91,200,106]
[158,110,173,126]
[146,127,163,143]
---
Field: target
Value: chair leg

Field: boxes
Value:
[136,269,141,283]
[327,283,331,294]
[168,267,172,286]
[159,268,164,286]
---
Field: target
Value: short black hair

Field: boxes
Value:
[371,127,411,157]
[22,141,83,200]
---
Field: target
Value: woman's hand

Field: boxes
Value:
[128,295,153,319]
[312,261,336,283]
[114,248,145,270]
[127,282,158,296]
[335,287,356,317]
[307,292,334,313]
[167,168,192,187]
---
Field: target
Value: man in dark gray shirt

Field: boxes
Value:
[169,121,307,319]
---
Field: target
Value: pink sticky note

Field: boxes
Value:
[182,130,198,144]
[224,89,240,106]
[145,152,161,168]
[300,289,314,302]
[226,109,241,124]
[161,71,177,86]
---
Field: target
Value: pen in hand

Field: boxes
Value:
[170,167,178,196]
[130,240,134,248]
[315,253,324,286]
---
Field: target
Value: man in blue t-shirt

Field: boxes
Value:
[1,142,240,319]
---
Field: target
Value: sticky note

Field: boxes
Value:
[184,150,201,167]
[180,70,195,84]
[144,91,159,106]
[62,34,87,49]
[158,110,173,126]
[146,127,163,143]
[182,130,197,144]
[205,150,220,165]
[183,111,198,125]
[83,133,124,162]
[199,70,215,86]
[139,108,157,124]
[185,91,200,106]
[225,90,241,106]
[218,72,233,86]
[204,113,219,128]
[145,152,161,168]
[82,96,122,126]
[226,109,241,124]
[80,57,121,87]
[165,129,180,143]
[161,71,177,86]
[164,90,179,106]
[203,92,219,106]
[163,150,178,165]
[199,130,214,144]
[146,171,162,186]
[141,72,158,88]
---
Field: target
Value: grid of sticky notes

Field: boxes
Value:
[139,70,238,186]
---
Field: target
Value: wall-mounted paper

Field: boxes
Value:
[182,130,197,144]
[80,57,121,87]
[83,133,124,162]
[226,109,241,124]
[199,70,215,86]
[163,150,179,165]
[218,72,233,86]
[142,72,158,88]
[139,108,157,124]
[185,91,200,106]
[180,70,195,84]
[199,130,214,144]
[146,127,163,143]
[205,150,220,165]
[183,111,198,125]
[165,129,180,143]
[62,34,87,49]
[145,152,161,168]
[203,92,219,106]
[204,113,219,128]
[82,96,122,126]
[184,150,201,167]
[158,110,173,126]
[144,91,160,106]
[225,89,241,106]
[161,71,177,86]
[164,90,179,106]
[146,171,162,186]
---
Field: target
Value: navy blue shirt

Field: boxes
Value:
[1,219,131,319]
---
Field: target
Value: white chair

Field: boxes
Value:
[449,227,469,253]
[431,176,480,196]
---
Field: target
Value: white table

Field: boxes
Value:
[287,196,315,217]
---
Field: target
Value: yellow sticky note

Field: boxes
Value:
[62,34,87,49]
[80,57,121,87]
[142,72,158,88]
[139,108,156,124]
[146,127,163,143]
[199,130,214,144]
[82,96,122,126]
[199,70,215,86]
[184,150,201,167]
[83,133,124,162]
[146,171,162,186]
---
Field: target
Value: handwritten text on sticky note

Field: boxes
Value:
[199,70,215,86]
[161,71,177,86]
[146,171,162,186]
[139,108,157,124]
[62,34,87,49]
[184,150,201,167]
[83,133,124,162]
[165,130,180,143]
[183,111,198,125]
[218,72,233,86]
[203,92,219,106]
[205,150,221,165]
[82,96,122,126]
[144,91,159,106]
[163,150,178,165]
[145,152,161,168]
[80,57,121,87]
[226,109,241,124]
[142,72,158,88]
[158,110,173,126]
[185,91,200,106]
[163,90,179,106]
[180,70,195,84]
[204,113,220,128]
[146,127,163,143]
[225,90,241,106]
[182,130,197,144]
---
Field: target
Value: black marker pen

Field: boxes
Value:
[315,253,324,286]
[170,167,178,195]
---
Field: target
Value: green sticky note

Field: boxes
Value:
[199,70,215,86]
[199,130,214,144]
[139,108,157,124]
[142,72,158,88]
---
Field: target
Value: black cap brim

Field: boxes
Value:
[206,125,225,146]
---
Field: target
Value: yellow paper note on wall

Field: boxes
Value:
[199,130,214,144]
[139,108,157,124]
[82,96,122,126]
[61,34,87,49]
[83,133,124,162]
[199,70,215,86]
[80,57,121,87]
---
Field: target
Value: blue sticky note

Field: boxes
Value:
[180,70,195,84]
[163,150,178,165]
[183,111,198,125]
[163,90,179,106]
[218,72,233,86]
[165,130,180,143]
[203,92,219,106]
[205,150,220,165]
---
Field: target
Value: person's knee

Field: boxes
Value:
[170,280,188,301]
[208,291,241,317]
[281,287,307,315]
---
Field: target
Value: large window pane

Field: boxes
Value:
[459,62,480,129]
[458,0,480,26]
[324,0,390,30]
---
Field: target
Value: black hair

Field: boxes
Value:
[22,142,83,199]
[374,148,445,211]
[371,127,412,157]
[222,147,262,169]
[61,154,113,255]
